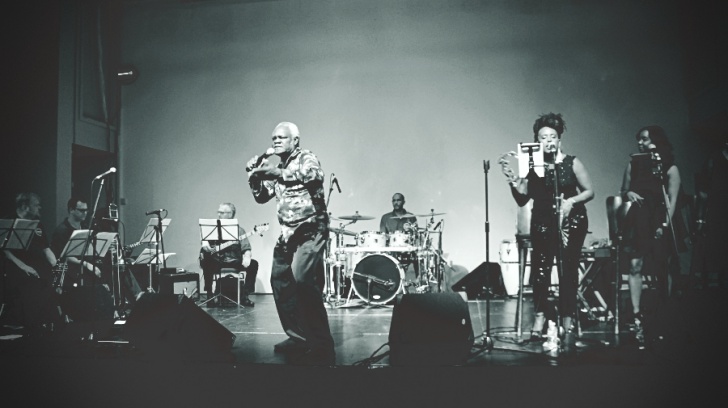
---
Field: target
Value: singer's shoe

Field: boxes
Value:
[531,313,546,339]
[632,314,645,349]
[241,297,255,307]
[274,337,308,354]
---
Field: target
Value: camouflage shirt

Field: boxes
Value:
[249,147,329,243]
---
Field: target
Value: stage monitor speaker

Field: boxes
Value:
[123,293,236,360]
[60,284,115,322]
[450,261,506,300]
[159,272,199,300]
[388,292,474,366]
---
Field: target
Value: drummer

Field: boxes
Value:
[379,193,417,235]
[379,193,420,281]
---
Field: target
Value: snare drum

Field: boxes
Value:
[357,231,387,248]
[388,231,413,247]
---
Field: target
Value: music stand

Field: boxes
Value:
[199,218,239,242]
[136,218,171,247]
[198,218,242,307]
[57,229,116,289]
[134,218,171,285]
[0,219,39,250]
[133,248,176,292]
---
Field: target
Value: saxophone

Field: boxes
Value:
[109,232,124,305]
[52,260,69,293]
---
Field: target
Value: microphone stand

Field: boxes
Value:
[550,144,566,339]
[481,160,493,351]
[324,173,344,307]
[652,154,679,298]
[79,177,106,288]
[154,213,167,270]
[146,211,167,293]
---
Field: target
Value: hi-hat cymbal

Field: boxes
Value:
[414,212,446,217]
[329,227,357,237]
[337,214,374,221]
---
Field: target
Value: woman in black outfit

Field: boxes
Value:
[503,113,594,347]
[620,125,684,347]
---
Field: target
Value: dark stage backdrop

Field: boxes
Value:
[115,0,703,293]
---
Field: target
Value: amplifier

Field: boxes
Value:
[159,272,199,300]
[581,247,611,259]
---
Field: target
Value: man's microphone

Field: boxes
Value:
[246,148,275,172]
[145,209,165,216]
[332,173,341,193]
[94,167,116,180]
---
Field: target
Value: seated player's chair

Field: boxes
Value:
[606,195,640,345]
[199,268,246,307]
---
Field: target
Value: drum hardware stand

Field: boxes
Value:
[324,220,356,308]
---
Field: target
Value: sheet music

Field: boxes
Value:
[59,229,117,259]
[517,142,545,178]
[133,248,176,265]
[137,218,172,244]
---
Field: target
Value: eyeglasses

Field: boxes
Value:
[217,211,232,215]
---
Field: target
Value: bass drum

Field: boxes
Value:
[351,253,404,305]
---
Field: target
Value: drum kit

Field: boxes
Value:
[324,210,447,307]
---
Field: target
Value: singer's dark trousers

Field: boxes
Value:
[270,230,334,353]
[530,211,588,319]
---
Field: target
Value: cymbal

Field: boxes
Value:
[391,214,416,219]
[337,214,375,221]
[329,227,357,237]
[414,212,446,217]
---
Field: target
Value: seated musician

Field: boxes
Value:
[2,193,61,335]
[51,197,142,317]
[379,193,419,279]
[199,202,257,306]
[50,197,101,284]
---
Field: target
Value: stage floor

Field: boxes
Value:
[2,288,727,405]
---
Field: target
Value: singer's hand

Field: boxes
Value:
[250,161,281,180]
[498,151,518,183]
[246,155,260,172]
[655,227,664,239]
[625,191,644,206]
[560,194,574,218]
